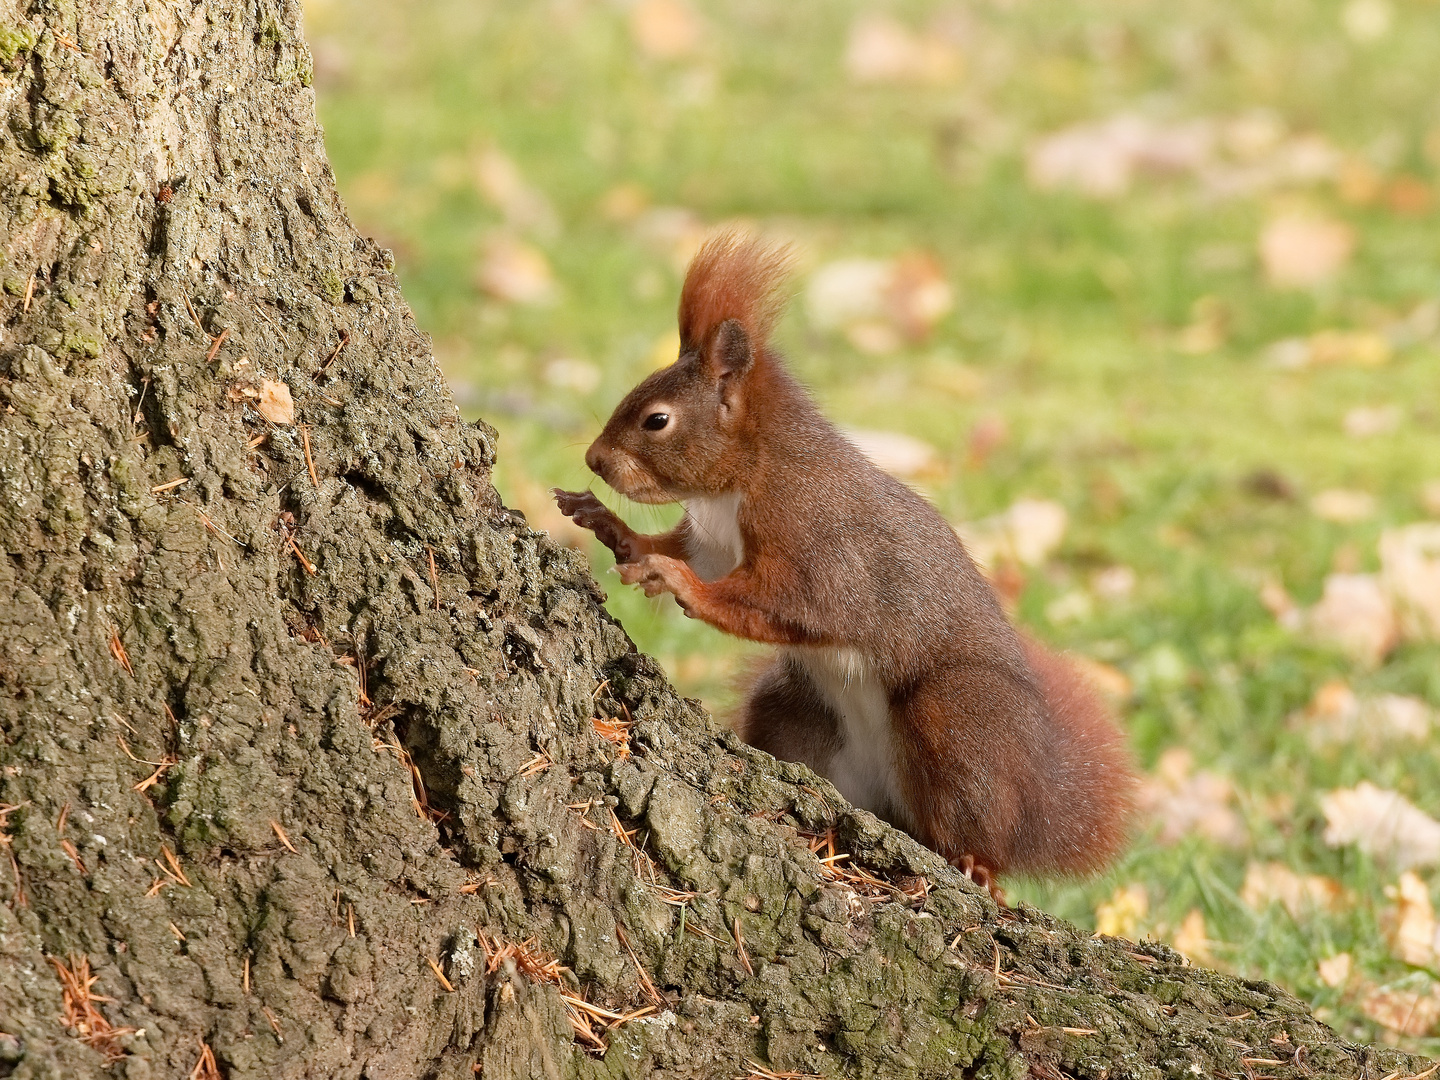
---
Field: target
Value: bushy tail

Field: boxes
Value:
[1018,639,1136,876]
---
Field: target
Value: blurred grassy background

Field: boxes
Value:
[303,0,1440,1052]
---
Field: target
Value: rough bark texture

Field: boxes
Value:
[0,2,1433,1079]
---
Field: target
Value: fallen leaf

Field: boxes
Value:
[1240,861,1346,916]
[1092,565,1137,602]
[1386,871,1440,969]
[1342,0,1394,43]
[1310,330,1392,367]
[1028,114,1213,199]
[1380,523,1440,641]
[630,0,701,60]
[1318,952,1353,988]
[1423,480,1440,518]
[806,254,952,344]
[1044,590,1093,625]
[543,358,601,396]
[599,182,649,223]
[1094,882,1148,939]
[257,380,294,425]
[1297,681,1433,746]
[843,429,941,480]
[473,147,557,237]
[477,237,556,305]
[1170,908,1212,965]
[806,259,892,331]
[1307,574,1399,665]
[956,498,1068,570]
[631,206,707,271]
[1259,214,1355,288]
[1361,982,1440,1037]
[1322,782,1440,869]
[844,14,962,85]
[1343,404,1402,438]
[1138,747,1247,848]
[1310,489,1376,524]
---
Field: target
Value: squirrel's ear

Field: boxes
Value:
[704,319,753,383]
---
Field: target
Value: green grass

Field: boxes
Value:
[306,0,1440,1052]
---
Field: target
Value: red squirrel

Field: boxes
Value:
[553,231,1134,901]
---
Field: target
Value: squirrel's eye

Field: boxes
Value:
[642,412,670,431]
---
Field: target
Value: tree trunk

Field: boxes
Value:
[0,2,1430,1078]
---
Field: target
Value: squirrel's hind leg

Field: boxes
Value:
[731,653,843,778]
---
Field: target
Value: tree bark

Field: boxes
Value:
[0,2,1431,1078]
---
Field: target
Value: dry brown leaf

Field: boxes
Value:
[805,255,952,344]
[1344,404,1402,438]
[842,428,940,480]
[477,237,556,305]
[1028,114,1212,199]
[1310,489,1376,523]
[844,14,961,86]
[1386,871,1440,969]
[1296,680,1433,746]
[1094,882,1147,939]
[474,147,557,237]
[1240,861,1346,916]
[1318,952,1353,988]
[1138,747,1247,848]
[1381,524,1440,641]
[630,0,701,60]
[1322,782,1440,869]
[257,380,294,426]
[1307,573,1398,666]
[1361,982,1440,1036]
[1259,214,1355,288]
[1170,908,1212,965]
[956,498,1068,571]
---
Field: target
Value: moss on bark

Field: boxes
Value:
[0,2,1433,1078]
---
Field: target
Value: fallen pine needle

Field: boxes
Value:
[615,923,663,1006]
[108,627,134,676]
[153,845,191,889]
[427,545,440,610]
[49,953,136,1063]
[735,1061,824,1080]
[733,917,753,976]
[242,955,250,995]
[168,921,186,942]
[270,821,297,853]
[288,536,316,574]
[1061,1027,1098,1036]
[428,956,456,992]
[518,750,552,778]
[204,327,229,362]
[189,1038,221,1080]
[60,839,87,875]
[22,271,35,313]
[151,477,190,494]
[301,424,319,488]
[262,1005,283,1042]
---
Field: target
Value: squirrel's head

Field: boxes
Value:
[585,231,793,503]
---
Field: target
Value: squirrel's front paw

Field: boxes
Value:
[616,554,687,600]
[552,489,632,558]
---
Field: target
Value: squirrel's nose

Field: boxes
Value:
[585,442,608,478]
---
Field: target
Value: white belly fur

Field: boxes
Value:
[684,492,744,582]
[789,646,907,830]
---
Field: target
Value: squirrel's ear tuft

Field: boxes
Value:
[678,230,794,355]
[705,319,752,382]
